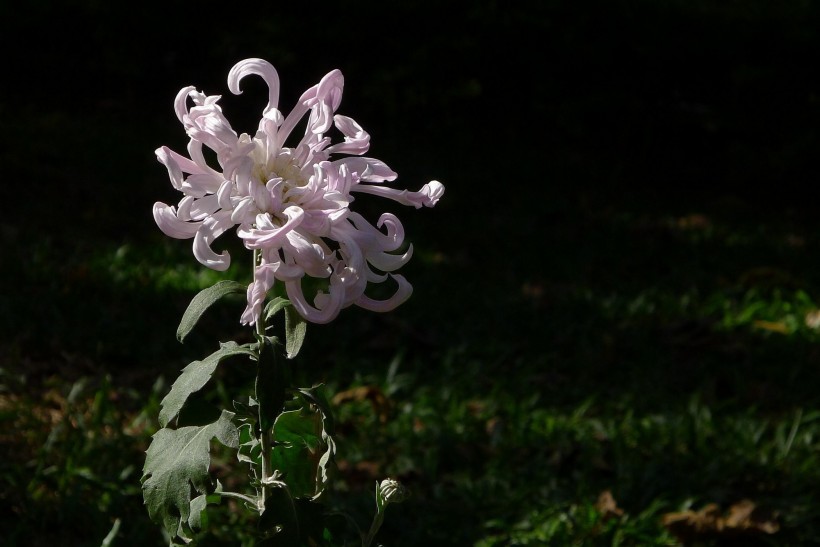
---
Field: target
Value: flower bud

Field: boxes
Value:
[378,478,408,506]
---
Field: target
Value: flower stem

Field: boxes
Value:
[217,491,260,508]
[362,509,385,547]
[253,249,274,505]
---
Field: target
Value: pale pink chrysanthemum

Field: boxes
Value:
[153,58,443,324]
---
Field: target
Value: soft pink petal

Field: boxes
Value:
[240,261,277,326]
[192,211,234,271]
[173,86,197,123]
[355,274,413,312]
[228,58,280,115]
[333,157,397,182]
[285,278,344,324]
[326,115,370,155]
[238,206,305,250]
[153,202,200,239]
[351,180,444,208]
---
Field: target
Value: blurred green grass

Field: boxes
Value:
[4,0,820,545]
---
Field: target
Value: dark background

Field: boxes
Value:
[6,0,820,359]
[4,1,820,545]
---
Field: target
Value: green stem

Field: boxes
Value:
[253,249,274,505]
[362,509,386,547]
[217,491,260,508]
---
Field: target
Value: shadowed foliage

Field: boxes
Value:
[3,1,820,545]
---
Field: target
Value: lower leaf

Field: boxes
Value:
[141,410,238,539]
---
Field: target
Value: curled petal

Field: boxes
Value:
[326,115,370,155]
[176,196,195,221]
[192,211,234,271]
[347,212,405,252]
[285,279,344,324]
[153,202,200,239]
[238,206,305,250]
[260,251,304,281]
[355,274,413,312]
[228,58,280,115]
[155,147,185,191]
[222,154,254,187]
[239,255,307,325]
[230,197,257,223]
[250,179,270,212]
[174,86,197,123]
[276,102,310,150]
[316,69,344,112]
[352,180,445,208]
[422,180,445,206]
[186,105,238,153]
[188,194,220,220]
[284,232,332,278]
[367,245,413,273]
[187,139,215,173]
[334,157,397,182]
[240,261,276,326]
[326,162,353,195]
[307,69,344,134]
[377,213,406,249]
[184,173,223,195]
[157,145,209,176]
[217,180,233,209]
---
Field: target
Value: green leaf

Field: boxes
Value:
[159,342,256,427]
[238,422,262,468]
[296,386,336,435]
[176,280,247,342]
[270,388,336,500]
[263,297,307,359]
[141,410,239,539]
[284,305,307,359]
[264,297,291,323]
[188,483,222,532]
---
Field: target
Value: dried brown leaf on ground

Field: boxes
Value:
[332,385,392,423]
[661,499,779,544]
[595,490,624,521]
[752,320,790,335]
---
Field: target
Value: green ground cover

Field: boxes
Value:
[4,1,820,545]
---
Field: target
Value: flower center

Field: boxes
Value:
[250,142,309,215]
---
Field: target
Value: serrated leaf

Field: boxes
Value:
[296,386,336,490]
[270,389,336,500]
[159,342,256,427]
[142,410,238,539]
[284,305,307,359]
[296,386,336,435]
[238,422,262,467]
[233,397,259,421]
[177,280,247,342]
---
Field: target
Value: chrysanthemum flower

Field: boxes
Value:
[153,58,443,324]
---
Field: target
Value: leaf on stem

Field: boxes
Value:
[264,297,291,322]
[263,297,307,359]
[284,305,307,359]
[141,410,239,541]
[270,386,336,500]
[176,280,247,342]
[159,342,256,427]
